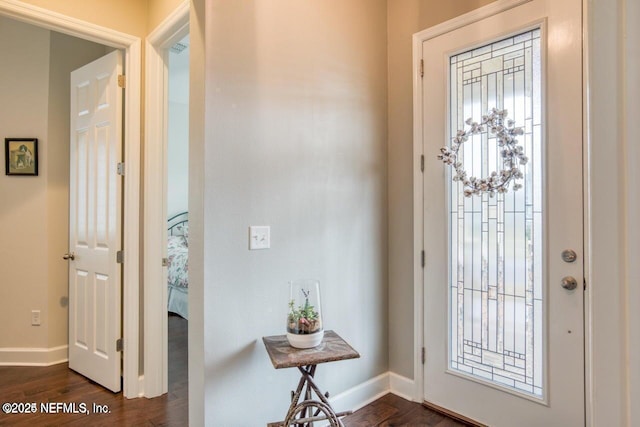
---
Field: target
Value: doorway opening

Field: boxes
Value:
[143,1,189,398]
[0,0,142,398]
[166,33,190,400]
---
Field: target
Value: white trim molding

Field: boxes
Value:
[0,346,68,367]
[0,0,141,399]
[622,0,640,424]
[389,372,416,402]
[0,0,134,47]
[581,1,594,424]
[147,0,190,49]
[328,372,416,415]
[329,373,390,414]
[123,37,142,401]
[144,0,189,398]
[411,5,426,404]
[413,0,531,42]
[584,0,639,424]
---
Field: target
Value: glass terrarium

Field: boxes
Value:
[287,279,324,348]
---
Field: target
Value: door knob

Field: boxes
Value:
[63,252,75,261]
[561,276,578,291]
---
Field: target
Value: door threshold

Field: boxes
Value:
[422,400,487,427]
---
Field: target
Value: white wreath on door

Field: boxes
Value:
[437,108,528,197]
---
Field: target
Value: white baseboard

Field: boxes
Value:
[389,372,416,401]
[329,372,390,414]
[329,371,417,414]
[0,345,68,366]
[138,374,146,398]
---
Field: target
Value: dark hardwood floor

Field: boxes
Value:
[342,394,468,426]
[0,314,188,426]
[0,315,463,426]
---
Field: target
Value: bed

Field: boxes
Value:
[167,211,189,319]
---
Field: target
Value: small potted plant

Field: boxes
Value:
[287,279,324,348]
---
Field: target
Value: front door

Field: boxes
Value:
[68,50,123,393]
[419,0,584,425]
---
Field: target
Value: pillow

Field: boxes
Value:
[168,234,187,250]
[175,223,189,240]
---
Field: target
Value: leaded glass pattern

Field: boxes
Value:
[448,29,543,398]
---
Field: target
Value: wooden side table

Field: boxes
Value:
[263,330,360,427]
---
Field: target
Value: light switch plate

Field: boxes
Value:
[249,226,270,250]
[31,310,41,326]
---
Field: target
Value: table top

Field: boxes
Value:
[262,330,360,369]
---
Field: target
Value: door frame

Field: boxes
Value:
[143,0,189,398]
[624,1,640,423]
[0,0,142,398]
[411,0,592,420]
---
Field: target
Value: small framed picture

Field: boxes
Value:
[5,138,38,176]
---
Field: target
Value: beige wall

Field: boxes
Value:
[0,17,106,353]
[18,0,148,38]
[386,0,496,379]
[18,0,190,82]
[148,0,186,32]
[0,17,51,350]
[192,1,388,424]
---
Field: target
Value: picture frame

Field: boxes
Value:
[5,138,38,176]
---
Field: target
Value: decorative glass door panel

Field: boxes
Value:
[448,29,543,398]
[419,1,584,424]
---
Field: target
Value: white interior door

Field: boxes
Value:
[68,50,123,393]
[420,1,584,425]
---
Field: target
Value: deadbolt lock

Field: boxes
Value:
[561,249,577,263]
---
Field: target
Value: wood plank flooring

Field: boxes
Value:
[0,314,464,426]
[0,314,188,426]
[342,394,468,426]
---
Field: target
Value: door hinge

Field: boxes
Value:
[118,74,126,88]
[116,250,124,264]
[117,162,125,176]
[583,278,587,290]
[116,338,123,352]
[422,347,426,365]
[421,250,425,268]
[420,155,425,172]
[162,257,168,267]
[420,59,424,78]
